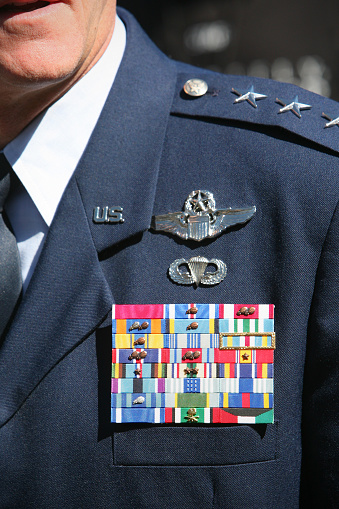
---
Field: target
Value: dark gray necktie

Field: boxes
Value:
[0,154,22,337]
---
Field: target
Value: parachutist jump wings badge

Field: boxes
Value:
[151,190,256,242]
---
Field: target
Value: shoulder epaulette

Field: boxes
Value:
[171,70,339,155]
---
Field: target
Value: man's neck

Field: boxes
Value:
[0,79,75,149]
[0,17,115,150]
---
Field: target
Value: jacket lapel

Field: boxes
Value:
[0,8,176,427]
[77,7,177,253]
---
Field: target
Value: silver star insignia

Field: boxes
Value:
[322,112,339,128]
[151,190,256,242]
[276,95,311,118]
[188,190,212,213]
[232,85,267,108]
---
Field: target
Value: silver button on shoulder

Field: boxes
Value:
[183,78,208,97]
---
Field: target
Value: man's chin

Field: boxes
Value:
[0,43,83,89]
[0,2,85,88]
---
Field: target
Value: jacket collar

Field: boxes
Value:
[0,8,176,427]
[76,7,177,253]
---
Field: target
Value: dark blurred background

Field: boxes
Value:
[118,0,339,101]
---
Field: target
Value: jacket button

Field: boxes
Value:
[183,78,208,97]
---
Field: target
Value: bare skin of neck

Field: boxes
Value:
[0,76,80,150]
[0,20,115,150]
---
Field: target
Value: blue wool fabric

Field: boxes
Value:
[0,8,338,509]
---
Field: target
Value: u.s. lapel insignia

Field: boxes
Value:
[169,256,227,287]
[93,206,124,224]
[151,190,256,242]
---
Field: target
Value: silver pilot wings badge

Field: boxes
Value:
[151,190,256,242]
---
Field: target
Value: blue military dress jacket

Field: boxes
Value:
[0,8,338,509]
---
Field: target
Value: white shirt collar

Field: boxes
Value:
[4,15,126,227]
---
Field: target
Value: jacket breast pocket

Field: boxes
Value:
[112,422,278,466]
[111,303,277,466]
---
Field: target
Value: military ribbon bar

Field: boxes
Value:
[111,304,275,424]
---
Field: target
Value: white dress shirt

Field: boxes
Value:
[4,16,126,293]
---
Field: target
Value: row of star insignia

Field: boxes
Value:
[183,79,339,127]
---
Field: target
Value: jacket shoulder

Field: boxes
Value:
[171,62,339,155]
